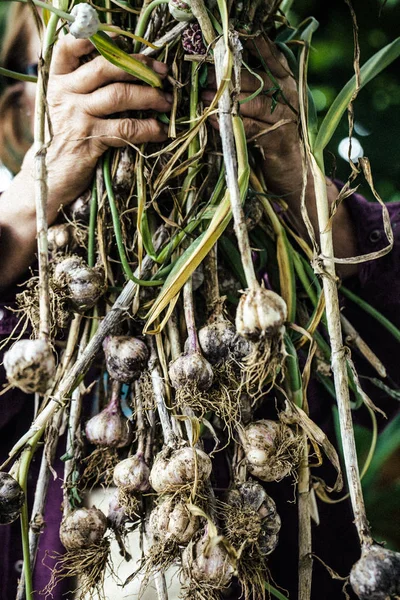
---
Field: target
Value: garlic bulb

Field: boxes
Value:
[182,533,235,587]
[226,481,281,556]
[114,148,135,191]
[149,496,200,545]
[350,545,400,600]
[0,472,25,525]
[67,189,92,223]
[149,446,212,493]
[242,420,298,482]
[4,339,55,394]
[85,381,132,448]
[60,507,107,550]
[198,320,252,364]
[70,4,100,39]
[54,256,104,310]
[107,491,128,529]
[235,287,287,340]
[103,336,149,383]
[113,454,150,492]
[48,223,73,254]
[169,353,213,391]
[168,0,193,22]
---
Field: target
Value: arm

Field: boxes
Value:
[0,35,172,290]
[203,36,358,279]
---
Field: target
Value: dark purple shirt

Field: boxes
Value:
[0,190,399,599]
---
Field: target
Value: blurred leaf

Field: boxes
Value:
[314,36,400,154]
[90,31,163,88]
[362,411,400,488]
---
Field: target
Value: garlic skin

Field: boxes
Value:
[107,491,128,529]
[168,353,213,391]
[60,507,107,550]
[149,446,212,493]
[4,339,55,394]
[183,533,235,587]
[67,189,92,223]
[0,473,25,524]
[242,420,297,482]
[350,545,400,600]
[114,147,134,191]
[70,4,100,39]
[85,384,132,448]
[103,336,149,383]
[235,287,287,340]
[149,496,199,545]
[168,0,193,22]
[113,454,150,492]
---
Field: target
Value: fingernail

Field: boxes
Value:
[154,61,168,75]
[165,92,173,104]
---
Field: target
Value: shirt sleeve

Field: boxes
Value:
[341,183,400,314]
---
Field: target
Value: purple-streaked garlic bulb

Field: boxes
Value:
[182,22,206,55]
[54,256,104,310]
[350,545,400,600]
[0,472,25,525]
[149,446,212,493]
[168,0,193,22]
[103,336,149,383]
[149,496,200,545]
[198,320,252,364]
[236,287,287,341]
[169,353,213,391]
[60,507,107,550]
[85,381,132,448]
[182,531,235,588]
[113,454,151,492]
[225,480,281,556]
[4,338,55,394]
[107,491,128,529]
[241,420,299,482]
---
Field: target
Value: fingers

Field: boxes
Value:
[246,36,291,79]
[202,90,292,123]
[92,117,168,147]
[84,83,172,117]
[50,35,94,76]
[63,54,168,94]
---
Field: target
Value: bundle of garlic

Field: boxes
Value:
[2,2,399,600]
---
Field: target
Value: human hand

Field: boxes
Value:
[202,36,301,203]
[37,34,172,216]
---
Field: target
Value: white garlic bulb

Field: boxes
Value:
[85,382,132,448]
[4,339,55,394]
[242,420,297,482]
[103,336,149,383]
[113,454,150,492]
[168,0,193,22]
[149,496,200,545]
[149,446,212,493]
[60,507,107,550]
[70,4,100,39]
[168,352,213,391]
[182,533,235,587]
[54,256,104,310]
[48,223,73,253]
[235,287,287,340]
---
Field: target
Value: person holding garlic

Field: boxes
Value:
[0,1,399,599]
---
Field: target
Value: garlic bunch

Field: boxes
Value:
[103,336,149,383]
[60,507,107,550]
[85,381,132,448]
[149,446,212,493]
[169,353,213,391]
[241,420,298,482]
[0,472,25,525]
[113,454,150,492]
[236,286,287,340]
[54,256,104,310]
[350,545,400,600]
[182,532,235,588]
[69,4,100,39]
[149,496,200,545]
[168,0,193,22]
[4,338,55,394]
[225,481,281,555]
